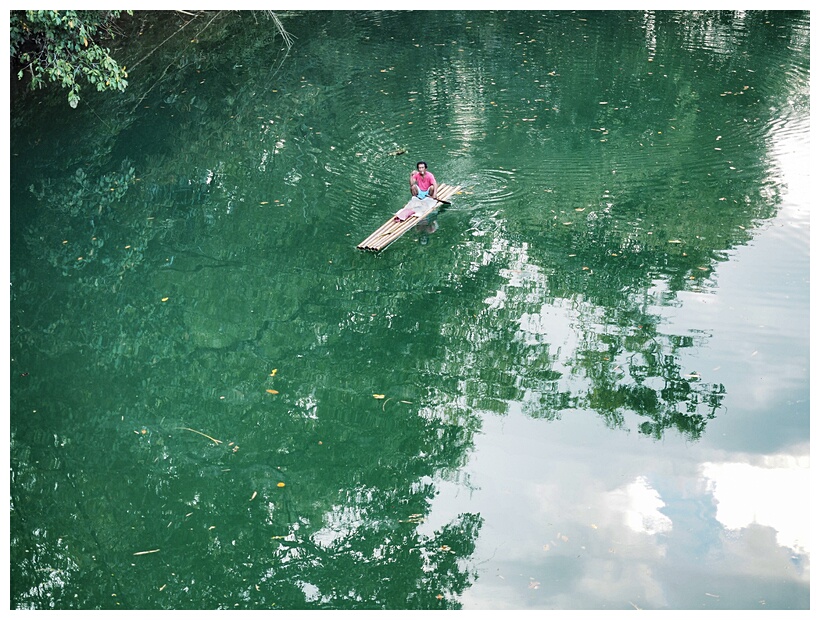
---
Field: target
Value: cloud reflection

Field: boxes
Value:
[608,476,673,536]
[701,455,810,555]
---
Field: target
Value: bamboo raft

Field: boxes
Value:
[357,183,462,252]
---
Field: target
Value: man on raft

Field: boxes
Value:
[410,161,436,200]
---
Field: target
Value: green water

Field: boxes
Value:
[9,10,810,610]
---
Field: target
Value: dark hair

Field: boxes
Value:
[416,161,427,169]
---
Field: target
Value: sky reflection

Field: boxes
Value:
[701,455,810,557]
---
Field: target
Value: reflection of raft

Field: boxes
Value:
[357,183,462,252]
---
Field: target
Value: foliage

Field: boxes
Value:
[10,10,131,108]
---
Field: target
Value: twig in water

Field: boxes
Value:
[177,427,222,444]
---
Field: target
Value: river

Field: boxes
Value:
[9,10,810,610]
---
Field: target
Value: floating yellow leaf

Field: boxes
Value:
[266,389,279,395]
[161,297,169,302]
[277,482,285,488]
[373,394,386,399]
[270,369,278,377]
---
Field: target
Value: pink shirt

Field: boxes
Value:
[411,171,436,191]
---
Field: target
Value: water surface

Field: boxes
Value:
[9,10,810,610]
